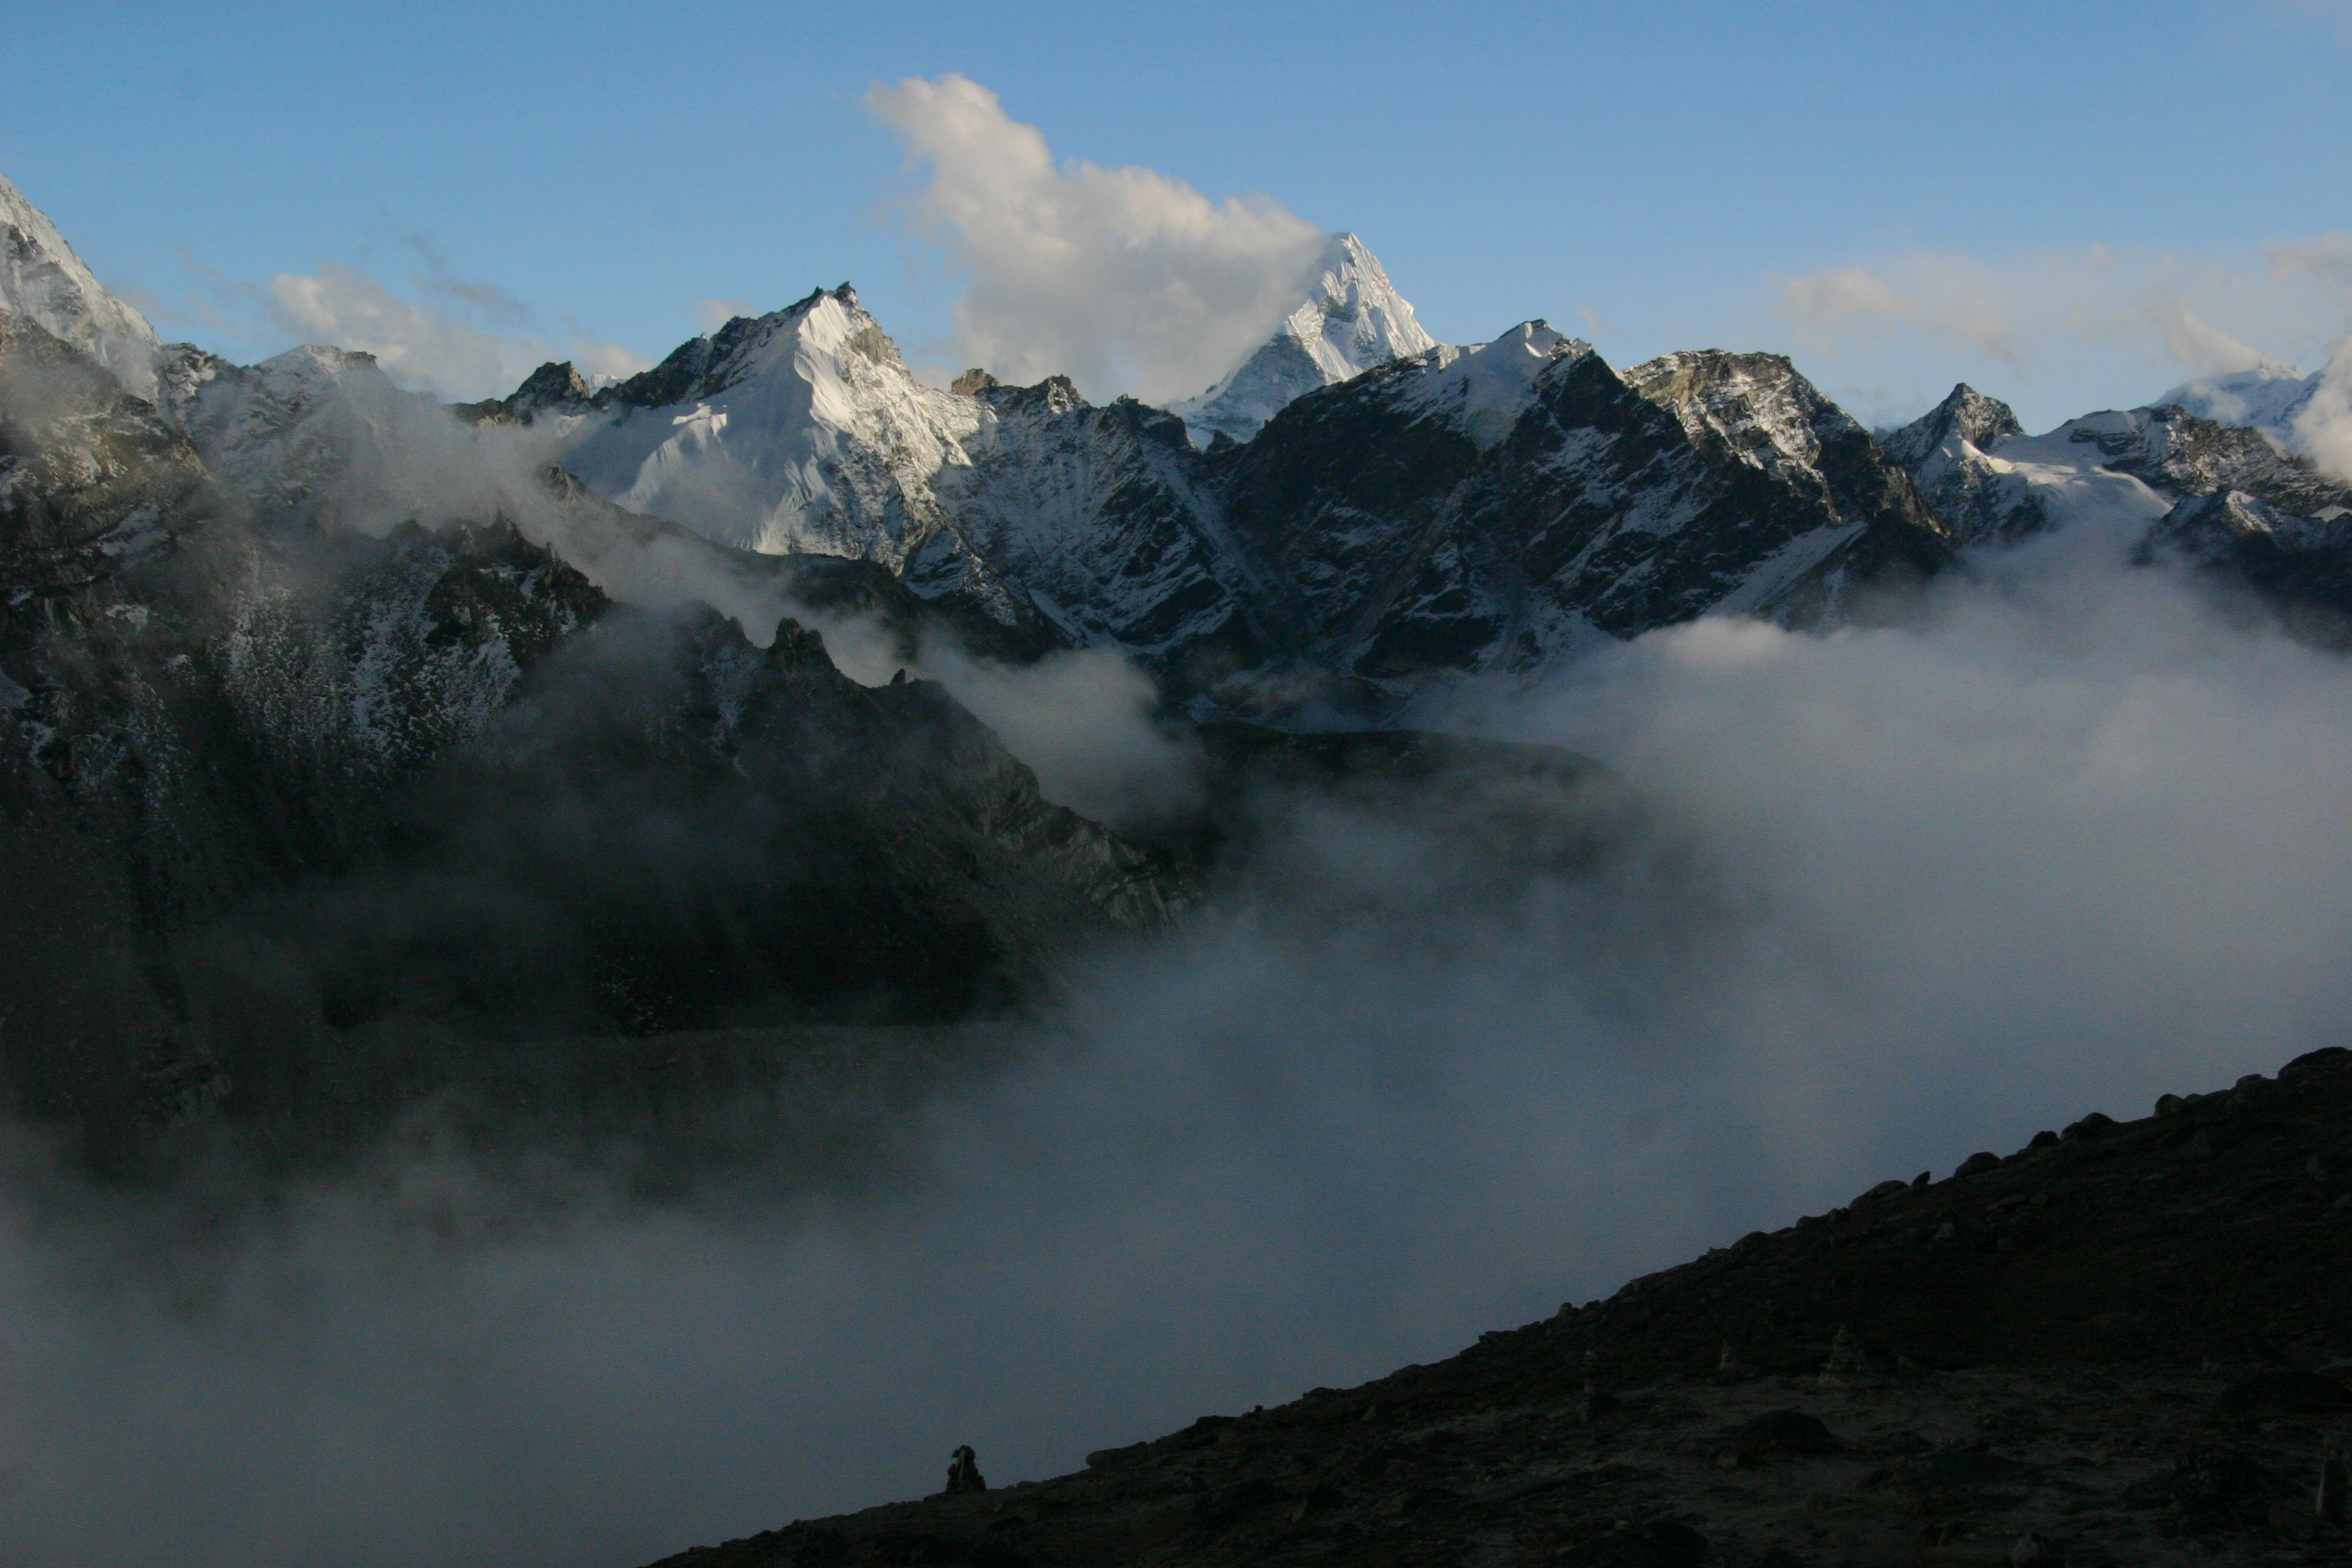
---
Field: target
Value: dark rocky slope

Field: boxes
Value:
[645,1047,2352,1568]
[503,320,1958,720]
[0,309,1176,1169]
[940,339,1958,717]
[1886,384,2352,627]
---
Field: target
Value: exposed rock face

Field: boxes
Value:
[932,376,1269,684]
[1197,338,1952,713]
[642,1047,2352,1568]
[2060,403,2352,518]
[1885,381,2352,617]
[511,298,1955,719]
[901,330,1955,719]
[1881,383,2024,469]
[1883,384,2052,544]
[0,310,204,570]
[2141,488,2352,623]
[0,305,1181,1163]
[457,359,598,425]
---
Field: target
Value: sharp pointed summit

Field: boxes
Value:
[1168,233,1436,447]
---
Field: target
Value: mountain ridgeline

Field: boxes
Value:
[3,168,2352,1171]
[475,274,2352,720]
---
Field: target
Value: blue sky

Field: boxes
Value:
[8,0,2350,429]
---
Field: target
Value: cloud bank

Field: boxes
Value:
[5,541,2352,1566]
[866,74,1328,406]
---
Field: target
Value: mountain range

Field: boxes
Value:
[3,168,2351,1163]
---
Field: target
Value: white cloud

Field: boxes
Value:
[1775,258,2023,365]
[1769,241,2352,431]
[2265,231,2352,295]
[14,549,2352,1562]
[865,74,1328,406]
[263,263,648,401]
[2139,296,2289,381]
[2292,338,2352,479]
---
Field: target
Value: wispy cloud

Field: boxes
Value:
[1771,241,2350,426]
[694,297,756,333]
[154,237,648,401]
[1775,256,2025,367]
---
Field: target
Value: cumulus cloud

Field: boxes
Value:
[866,74,1328,405]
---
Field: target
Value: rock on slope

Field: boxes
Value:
[643,1047,2352,1568]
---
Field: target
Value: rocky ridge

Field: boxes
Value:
[454,256,1955,717]
[643,1047,2352,1568]
[0,300,1178,1166]
[1884,384,2352,601]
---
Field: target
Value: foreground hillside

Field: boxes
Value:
[649,1049,2352,1567]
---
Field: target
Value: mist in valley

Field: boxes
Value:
[0,533,2345,1566]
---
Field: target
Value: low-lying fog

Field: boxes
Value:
[5,540,2349,1567]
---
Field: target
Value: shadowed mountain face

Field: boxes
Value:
[0,309,1181,1170]
[0,292,1675,1181]
[640,1047,2352,1568]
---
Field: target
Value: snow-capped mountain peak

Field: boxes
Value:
[1169,233,1437,446]
[1881,383,2024,472]
[557,284,991,572]
[2156,362,2319,449]
[0,171,161,397]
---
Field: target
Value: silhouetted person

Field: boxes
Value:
[945,1443,986,1494]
